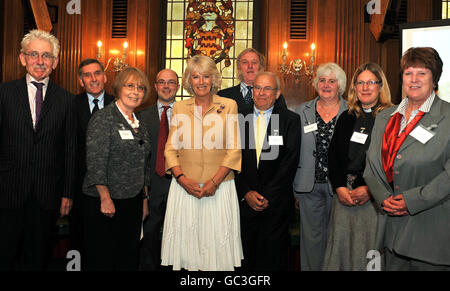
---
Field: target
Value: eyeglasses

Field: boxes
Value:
[253,86,276,93]
[123,83,146,93]
[23,51,55,61]
[355,80,381,87]
[156,80,178,86]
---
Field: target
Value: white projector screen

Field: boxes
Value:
[401,20,450,103]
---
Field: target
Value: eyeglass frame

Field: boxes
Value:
[22,51,56,61]
[354,80,382,87]
[123,83,146,93]
[156,80,178,86]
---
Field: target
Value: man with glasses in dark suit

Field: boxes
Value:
[0,30,77,270]
[138,69,179,270]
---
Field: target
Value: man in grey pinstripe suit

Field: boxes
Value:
[0,30,77,270]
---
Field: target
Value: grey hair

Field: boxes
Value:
[254,71,281,90]
[21,29,60,58]
[313,62,347,96]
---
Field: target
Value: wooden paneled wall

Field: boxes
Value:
[1,0,438,108]
[1,0,161,107]
[261,0,437,108]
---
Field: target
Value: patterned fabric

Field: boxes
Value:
[244,86,253,104]
[314,110,337,183]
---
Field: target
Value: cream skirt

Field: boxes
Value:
[161,178,243,271]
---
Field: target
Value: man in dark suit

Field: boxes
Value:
[218,48,286,113]
[72,58,114,255]
[235,71,301,271]
[138,69,179,270]
[0,30,77,270]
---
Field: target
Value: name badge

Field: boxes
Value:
[304,123,318,134]
[350,132,369,144]
[410,125,435,144]
[119,130,134,140]
[269,135,283,146]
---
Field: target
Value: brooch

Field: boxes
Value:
[217,104,225,114]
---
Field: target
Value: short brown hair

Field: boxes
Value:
[347,63,393,118]
[113,67,150,102]
[400,47,443,90]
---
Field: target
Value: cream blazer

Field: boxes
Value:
[164,94,241,183]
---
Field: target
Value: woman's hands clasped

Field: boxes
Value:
[178,176,218,199]
[336,186,371,207]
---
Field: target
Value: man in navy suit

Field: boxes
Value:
[138,69,179,270]
[0,30,77,270]
[235,71,300,271]
[72,59,114,256]
[218,48,286,113]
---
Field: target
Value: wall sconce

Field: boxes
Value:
[96,40,129,72]
[279,42,316,83]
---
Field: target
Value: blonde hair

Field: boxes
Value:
[347,63,393,117]
[182,55,222,96]
[113,67,150,103]
[21,29,60,58]
[313,62,347,96]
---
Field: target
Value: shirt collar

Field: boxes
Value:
[392,91,436,116]
[87,91,105,103]
[254,105,274,116]
[157,100,175,110]
[26,74,49,87]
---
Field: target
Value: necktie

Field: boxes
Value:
[156,106,170,177]
[92,98,100,115]
[31,81,44,126]
[255,111,266,168]
[244,86,253,105]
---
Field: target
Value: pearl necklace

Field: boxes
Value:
[124,114,140,129]
[116,102,140,129]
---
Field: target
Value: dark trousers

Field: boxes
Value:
[139,192,168,270]
[139,175,171,271]
[240,206,290,271]
[82,194,142,271]
[68,190,84,255]
[0,195,58,271]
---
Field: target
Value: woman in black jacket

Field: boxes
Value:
[323,63,392,271]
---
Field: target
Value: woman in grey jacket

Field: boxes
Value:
[293,63,348,271]
[82,67,151,270]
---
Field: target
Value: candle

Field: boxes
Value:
[282,42,288,64]
[123,41,128,59]
[97,40,102,59]
[311,43,316,58]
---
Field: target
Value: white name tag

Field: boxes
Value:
[350,132,369,144]
[410,125,435,144]
[304,123,318,134]
[269,135,283,146]
[119,130,134,140]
